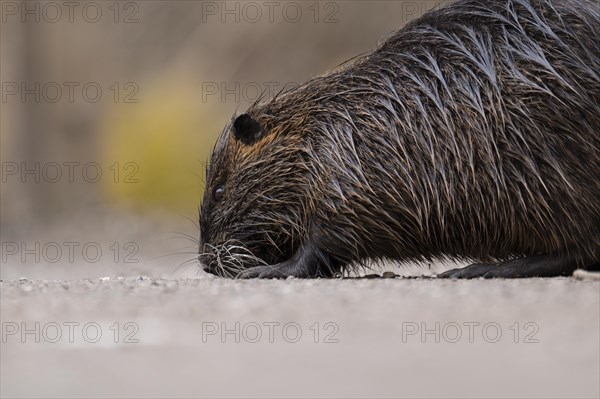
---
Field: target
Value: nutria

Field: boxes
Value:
[198,0,600,279]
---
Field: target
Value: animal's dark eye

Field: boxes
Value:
[214,185,224,201]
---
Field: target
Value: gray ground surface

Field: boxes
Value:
[1,273,599,398]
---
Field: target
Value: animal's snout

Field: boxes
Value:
[197,248,213,266]
[198,252,218,276]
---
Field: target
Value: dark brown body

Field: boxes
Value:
[199,0,600,278]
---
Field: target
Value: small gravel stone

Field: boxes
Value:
[363,273,381,279]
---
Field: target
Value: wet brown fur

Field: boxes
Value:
[199,0,600,278]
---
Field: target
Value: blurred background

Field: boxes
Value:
[1,0,449,280]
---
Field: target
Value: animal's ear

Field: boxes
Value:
[232,114,263,145]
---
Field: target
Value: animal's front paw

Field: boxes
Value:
[236,265,289,279]
[437,263,497,279]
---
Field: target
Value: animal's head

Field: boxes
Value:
[198,110,314,277]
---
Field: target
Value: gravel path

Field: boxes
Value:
[1,273,599,398]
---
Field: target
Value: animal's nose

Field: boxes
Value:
[197,252,212,266]
[198,253,216,276]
